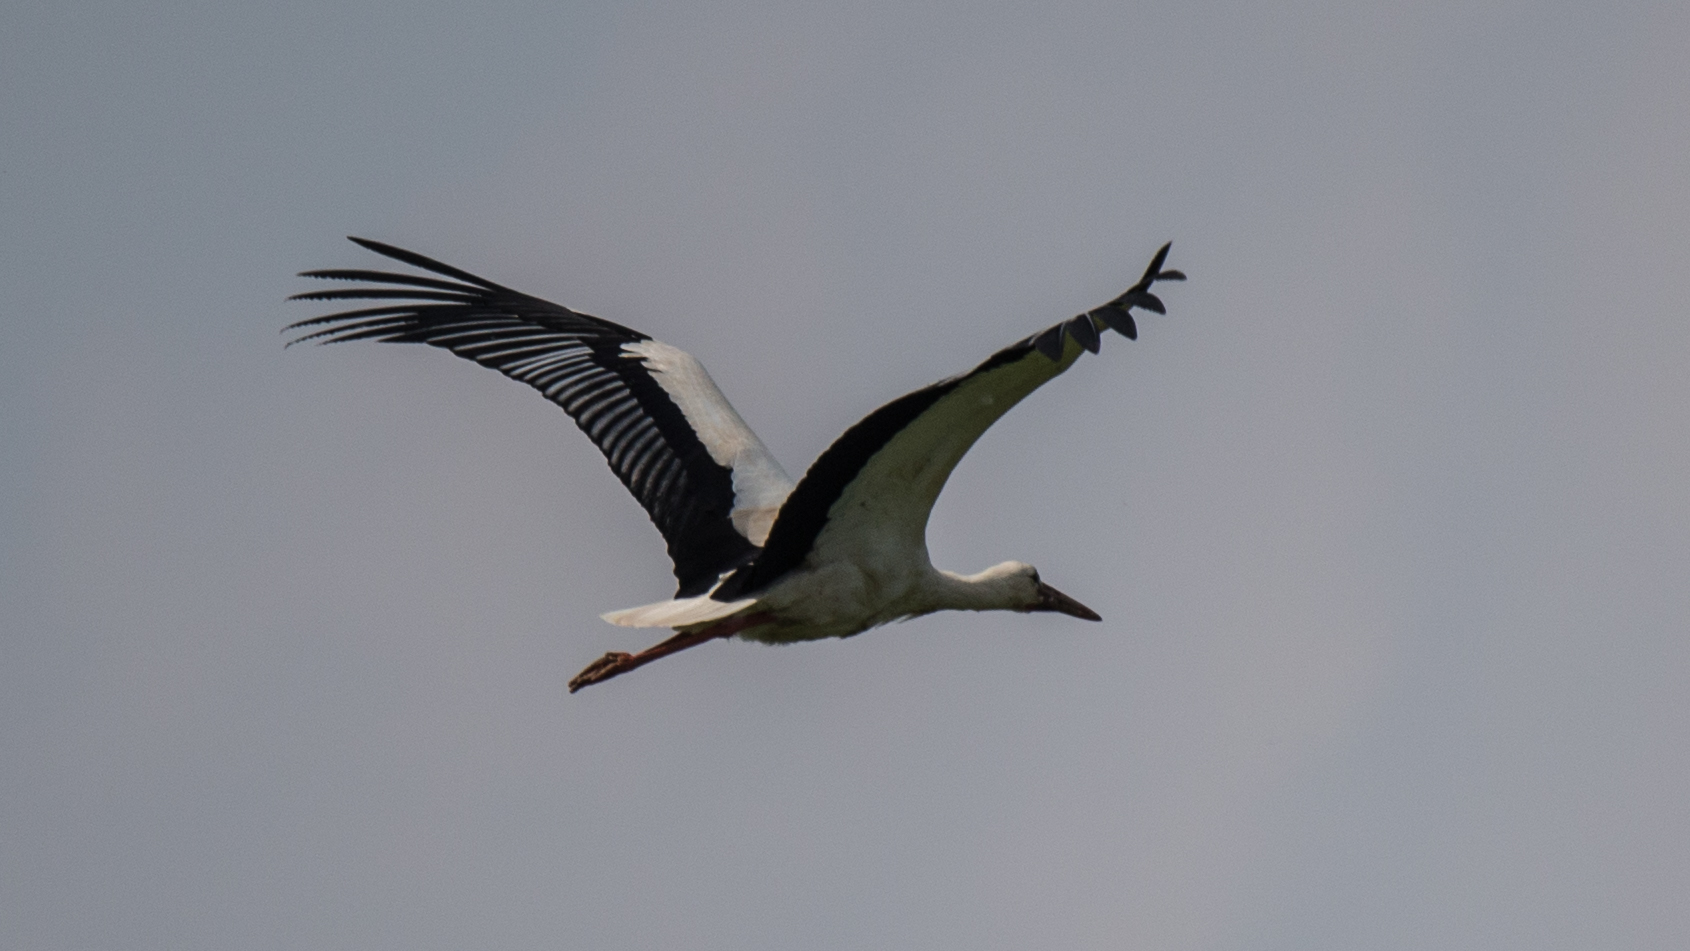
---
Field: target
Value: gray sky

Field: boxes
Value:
[3,1,1687,948]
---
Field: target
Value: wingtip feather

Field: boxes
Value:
[1139,241,1172,286]
[1033,325,1068,362]
[341,236,506,291]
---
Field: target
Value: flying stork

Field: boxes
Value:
[288,238,1183,692]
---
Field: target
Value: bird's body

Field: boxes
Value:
[289,238,1181,690]
[733,562,1061,644]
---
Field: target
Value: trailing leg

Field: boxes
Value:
[567,612,771,693]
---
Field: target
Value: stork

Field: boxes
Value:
[288,238,1183,691]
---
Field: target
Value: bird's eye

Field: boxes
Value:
[1030,569,1041,583]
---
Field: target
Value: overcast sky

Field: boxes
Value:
[3,1,1687,949]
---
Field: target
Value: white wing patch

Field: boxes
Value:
[622,339,795,545]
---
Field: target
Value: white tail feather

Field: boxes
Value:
[601,595,758,629]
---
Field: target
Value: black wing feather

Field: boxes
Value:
[288,237,757,597]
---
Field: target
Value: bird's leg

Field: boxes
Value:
[567,612,773,693]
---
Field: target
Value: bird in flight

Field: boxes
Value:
[289,238,1183,692]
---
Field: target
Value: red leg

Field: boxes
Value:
[567,612,772,693]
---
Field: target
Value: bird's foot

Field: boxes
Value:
[568,652,633,693]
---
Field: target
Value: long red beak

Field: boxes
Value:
[1032,582,1102,621]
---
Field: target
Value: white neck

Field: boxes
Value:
[925,563,1032,613]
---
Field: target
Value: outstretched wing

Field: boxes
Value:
[287,237,795,597]
[714,243,1183,600]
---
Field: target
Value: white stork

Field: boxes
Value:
[289,238,1183,691]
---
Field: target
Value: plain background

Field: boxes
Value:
[3,1,1687,949]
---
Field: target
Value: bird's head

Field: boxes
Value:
[973,561,1102,621]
